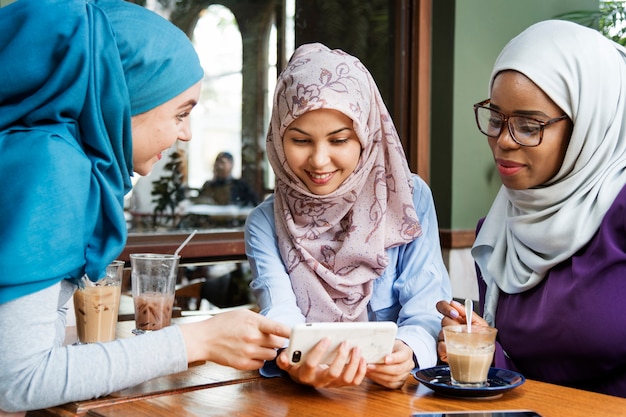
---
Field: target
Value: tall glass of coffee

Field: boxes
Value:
[130,253,179,333]
[73,260,125,343]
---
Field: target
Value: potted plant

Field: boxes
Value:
[151,150,186,229]
[555,1,626,45]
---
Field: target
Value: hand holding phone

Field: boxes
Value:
[286,321,397,365]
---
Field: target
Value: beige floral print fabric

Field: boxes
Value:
[267,43,421,322]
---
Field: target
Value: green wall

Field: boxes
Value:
[431,0,597,231]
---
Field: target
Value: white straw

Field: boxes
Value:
[465,298,473,333]
[174,229,198,256]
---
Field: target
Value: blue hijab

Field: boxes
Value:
[0,0,203,303]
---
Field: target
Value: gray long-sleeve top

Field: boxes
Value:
[0,280,188,412]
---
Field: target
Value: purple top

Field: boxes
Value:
[477,184,626,398]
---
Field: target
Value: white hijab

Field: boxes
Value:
[472,20,626,325]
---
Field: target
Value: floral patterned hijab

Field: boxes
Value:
[267,43,421,322]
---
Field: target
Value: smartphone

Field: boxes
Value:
[411,412,542,417]
[287,321,397,365]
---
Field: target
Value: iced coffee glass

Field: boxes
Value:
[130,253,180,333]
[73,260,125,344]
[443,325,498,387]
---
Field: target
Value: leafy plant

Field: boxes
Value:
[555,1,626,45]
[151,151,186,228]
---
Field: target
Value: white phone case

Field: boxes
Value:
[287,321,397,365]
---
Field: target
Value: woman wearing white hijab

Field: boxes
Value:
[437,20,626,398]
[245,43,451,389]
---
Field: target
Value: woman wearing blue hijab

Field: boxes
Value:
[0,0,289,413]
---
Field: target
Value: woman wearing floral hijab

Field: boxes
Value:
[245,43,451,388]
[437,20,626,398]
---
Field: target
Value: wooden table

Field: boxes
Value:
[30,366,626,416]
[29,319,626,417]
[40,373,626,417]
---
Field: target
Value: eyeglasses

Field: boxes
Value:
[473,99,569,147]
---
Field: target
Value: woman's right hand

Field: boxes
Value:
[179,309,291,370]
[275,338,367,388]
[435,300,489,362]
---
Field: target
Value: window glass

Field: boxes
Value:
[126,0,398,235]
[188,5,243,189]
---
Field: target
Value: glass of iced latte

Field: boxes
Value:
[443,325,498,387]
[73,260,125,344]
[130,253,179,333]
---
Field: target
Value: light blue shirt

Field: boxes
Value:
[245,175,451,368]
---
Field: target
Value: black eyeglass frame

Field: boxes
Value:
[473,99,569,147]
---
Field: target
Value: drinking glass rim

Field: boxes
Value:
[443,324,497,335]
[129,253,180,260]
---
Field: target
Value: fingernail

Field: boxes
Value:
[449,309,459,319]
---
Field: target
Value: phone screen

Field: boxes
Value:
[411,412,542,417]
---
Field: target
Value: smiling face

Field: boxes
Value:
[283,109,362,195]
[488,71,572,190]
[131,81,201,176]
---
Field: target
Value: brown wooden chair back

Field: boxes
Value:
[175,278,207,311]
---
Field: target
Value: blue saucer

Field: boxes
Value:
[412,366,525,398]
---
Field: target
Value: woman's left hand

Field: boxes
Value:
[365,339,415,389]
[276,338,368,388]
[435,299,490,363]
